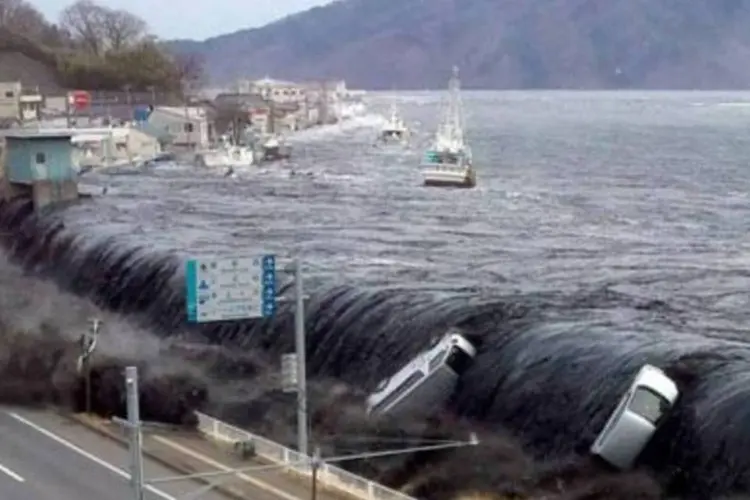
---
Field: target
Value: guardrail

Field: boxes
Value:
[195,411,416,500]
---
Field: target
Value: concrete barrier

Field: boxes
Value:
[195,412,416,500]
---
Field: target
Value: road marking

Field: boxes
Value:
[153,435,302,500]
[7,412,174,500]
[0,461,24,482]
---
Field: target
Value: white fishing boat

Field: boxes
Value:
[378,103,409,144]
[195,135,255,168]
[258,133,292,162]
[420,66,476,188]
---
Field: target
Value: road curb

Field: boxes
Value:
[63,412,250,500]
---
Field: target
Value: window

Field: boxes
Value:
[628,387,671,425]
[428,349,447,372]
[4,91,13,98]
[184,123,194,133]
[445,346,473,375]
[35,152,45,164]
[371,371,425,414]
[594,394,629,448]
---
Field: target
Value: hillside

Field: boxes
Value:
[168,0,750,89]
[0,26,70,92]
[0,0,198,93]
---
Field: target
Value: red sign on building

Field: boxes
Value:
[67,90,91,111]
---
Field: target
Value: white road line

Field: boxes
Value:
[7,412,174,500]
[0,461,24,482]
[153,435,302,500]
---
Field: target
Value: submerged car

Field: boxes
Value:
[590,364,679,470]
[366,330,477,418]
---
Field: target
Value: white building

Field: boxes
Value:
[71,125,163,168]
[237,77,306,104]
[0,81,44,123]
[147,106,215,149]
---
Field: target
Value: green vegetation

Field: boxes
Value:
[0,0,202,91]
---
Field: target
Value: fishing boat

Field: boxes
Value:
[258,133,292,162]
[420,66,476,188]
[195,135,255,168]
[378,103,409,144]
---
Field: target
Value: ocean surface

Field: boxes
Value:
[15,91,750,497]
[71,91,750,332]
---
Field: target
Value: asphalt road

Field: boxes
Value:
[0,407,231,500]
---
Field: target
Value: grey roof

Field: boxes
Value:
[214,93,269,109]
[136,121,173,141]
[2,129,73,140]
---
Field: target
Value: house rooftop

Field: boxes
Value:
[155,106,209,120]
[2,129,73,140]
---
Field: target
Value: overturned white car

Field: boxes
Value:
[590,364,679,470]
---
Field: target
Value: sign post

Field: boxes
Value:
[292,258,308,457]
[281,353,298,393]
[185,254,310,457]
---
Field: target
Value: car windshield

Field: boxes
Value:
[628,386,671,425]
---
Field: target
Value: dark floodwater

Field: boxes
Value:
[27,91,750,496]
[70,91,750,338]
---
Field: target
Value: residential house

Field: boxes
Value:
[147,106,216,150]
[0,81,21,121]
[237,77,306,104]
[213,92,271,135]
[71,124,165,168]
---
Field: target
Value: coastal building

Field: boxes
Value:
[147,106,216,150]
[237,77,307,104]
[0,81,44,124]
[0,130,79,210]
[71,125,164,168]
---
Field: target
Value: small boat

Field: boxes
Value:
[258,133,292,162]
[420,66,476,188]
[195,135,255,168]
[378,104,409,144]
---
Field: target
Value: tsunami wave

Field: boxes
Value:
[1,198,750,498]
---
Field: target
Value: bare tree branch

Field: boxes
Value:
[59,0,148,56]
[0,0,48,40]
[59,0,107,56]
[101,8,146,52]
[173,51,206,87]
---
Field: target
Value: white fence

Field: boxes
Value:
[195,412,416,500]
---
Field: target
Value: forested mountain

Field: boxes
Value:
[168,0,750,89]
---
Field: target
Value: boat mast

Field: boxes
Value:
[446,66,464,147]
[436,66,464,150]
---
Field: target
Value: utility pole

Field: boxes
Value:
[310,447,321,500]
[125,366,145,500]
[294,258,309,458]
[77,318,101,414]
[280,258,309,457]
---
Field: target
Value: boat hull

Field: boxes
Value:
[421,166,476,188]
[196,149,254,168]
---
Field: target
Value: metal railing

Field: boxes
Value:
[195,412,416,500]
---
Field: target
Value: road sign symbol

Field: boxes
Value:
[186,255,276,323]
[68,90,91,110]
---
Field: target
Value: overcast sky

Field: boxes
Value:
[34,0,333,40]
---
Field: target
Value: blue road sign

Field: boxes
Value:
[186,255,276,322]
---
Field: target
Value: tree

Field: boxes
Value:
[59,0,106,55]
[173,52,206,87]
[0,0,49,40]
[59,0,147,56]
[101,8,147,52]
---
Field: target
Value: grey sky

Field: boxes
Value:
[33,0,333,40]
